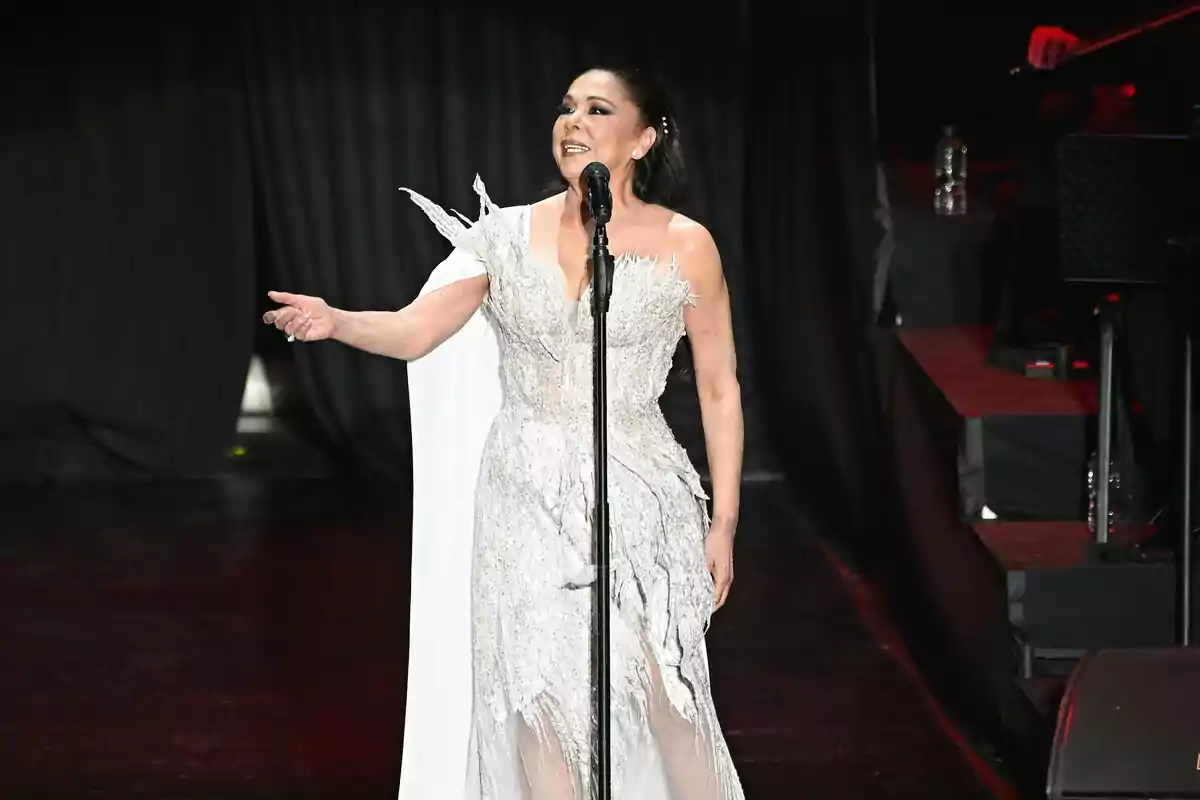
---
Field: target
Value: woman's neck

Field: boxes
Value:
[562,173,638,227]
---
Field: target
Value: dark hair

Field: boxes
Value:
[559,67,688,209]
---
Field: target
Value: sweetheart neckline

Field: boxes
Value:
[518,205,678,305]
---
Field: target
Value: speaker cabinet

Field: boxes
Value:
[1048,648,1200,799]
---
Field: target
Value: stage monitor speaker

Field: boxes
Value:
[1058,133,1196,287]
[1048,648,1200,799]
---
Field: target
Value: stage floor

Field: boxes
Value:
[0,478,1012,799]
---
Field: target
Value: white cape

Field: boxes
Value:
[396,245,501,800]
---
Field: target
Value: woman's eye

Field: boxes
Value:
[557,103,611,117]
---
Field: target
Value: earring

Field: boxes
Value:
[632,151,641,159]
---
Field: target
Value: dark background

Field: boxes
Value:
[2,0,1151,790]
[0,0,1143,481]
[874,0,1166,159]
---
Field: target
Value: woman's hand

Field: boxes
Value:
[262,290,336,342]
[706,522,735,611]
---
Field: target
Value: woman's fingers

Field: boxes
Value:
[267,290,303,305]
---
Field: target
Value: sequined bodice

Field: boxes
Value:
[488,207,694,438]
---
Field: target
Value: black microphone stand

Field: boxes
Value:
[589,193,614,800]
[1178,104,1200,646]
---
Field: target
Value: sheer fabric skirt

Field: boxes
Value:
[466,429,744,800]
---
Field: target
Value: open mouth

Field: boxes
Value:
[561,141,590,156]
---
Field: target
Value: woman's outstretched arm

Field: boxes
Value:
[263,273,488,361]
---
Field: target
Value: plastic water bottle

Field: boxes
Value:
[933,125,967,216]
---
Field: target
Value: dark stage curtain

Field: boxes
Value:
[0,9,255,480]
[238,0,767,477]
[743,1,888,535]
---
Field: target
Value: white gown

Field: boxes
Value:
[397,177,744,799]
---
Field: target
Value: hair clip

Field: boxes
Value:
[661,115,669,137]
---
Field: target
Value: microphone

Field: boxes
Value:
[582,162,612,224]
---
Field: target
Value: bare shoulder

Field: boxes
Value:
[530,192,566,213]
[667,213,717,252]
[528,192,565,223]
[665,212,722,282]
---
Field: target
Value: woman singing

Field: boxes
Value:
[264,67,745,799]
